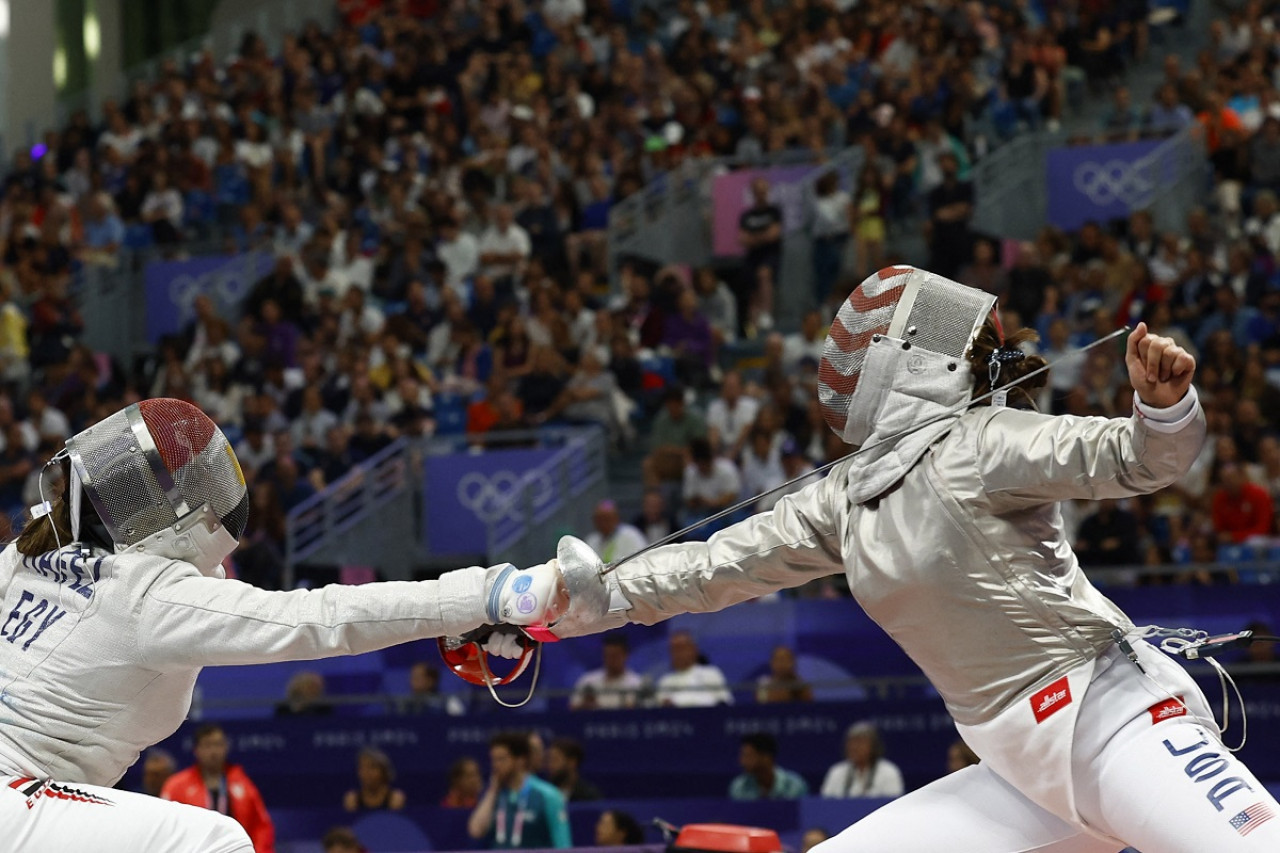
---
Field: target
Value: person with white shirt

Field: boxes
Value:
[781,311,827,374]
[437,218,480,298]
[681,437,742,527]
[654,631,733,707]
[570,634,646,710]
[584,500,647,566]
[477,204,531,282]
[820,723,905,799]
[706,372,760,459]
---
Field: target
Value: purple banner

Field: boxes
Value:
[711,165,818,257]
[1046,139,1166,231]
[423,448,558,556]
[144,252,274,343]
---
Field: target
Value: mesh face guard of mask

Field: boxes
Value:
[65,399,249,574]
[818,266,998,445]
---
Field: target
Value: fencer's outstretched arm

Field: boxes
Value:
[565,464,848,631]
[133,562,522,669]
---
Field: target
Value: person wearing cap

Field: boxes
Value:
[819,723,905,799]
[583,500,647,565]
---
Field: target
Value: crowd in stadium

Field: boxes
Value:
[0,0,1274,591]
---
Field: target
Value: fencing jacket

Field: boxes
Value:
[0,551,498,785]
[594,389,1205,727]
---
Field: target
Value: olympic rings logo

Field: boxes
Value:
[456,470,556,523]
[1072,159,1156,207]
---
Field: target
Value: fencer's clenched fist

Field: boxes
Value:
[1126,322,1195,409]
[487,561,570,627]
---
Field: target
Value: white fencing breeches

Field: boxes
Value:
[813,643,1280,852]
[1,774,253,852]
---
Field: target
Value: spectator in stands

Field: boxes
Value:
[707,371,760,459]
[819,722,905,799]
[781,311,827,375]
[663,289,715,389]
[728,733,809,800]
[396,661,465,716]
[738,178,783,335]
[1146,84,1194,136]
[585,500,647,566]
[633,489,677,545]
[800,828,830,853]
[1100,87,1143,142]
[322,827,365,853]
[595,810,644,846]
[442,757,484,809]
[468,731,572,849]
[545,351,621,438]
[546,737,601,802]
[342,747,406,814]
[478,204,531,286]
[140,748,176,797]
[756,645,814,704]
[1076,500,1142,566]
[809,170,852,308]
[694,267,738,348]
[758,439,821,512]
[642,386,706,489]
[681,437,743,528]
[852,162,887,282]
[1211,461,1273,543]
[946,740,981,774]
[161,723,275,853]
[926,152,974,279]
[571,634,646,711]
[275,670,333,717]
[655,630,733,707]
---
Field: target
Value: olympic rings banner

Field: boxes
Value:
[144,251,275,343]
[1046,139,1169,231]
[423,447,558,556]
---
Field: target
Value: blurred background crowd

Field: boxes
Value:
[0,0,1277,586]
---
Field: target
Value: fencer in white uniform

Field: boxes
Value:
[543,267,1280,851]
[0,399,561,852]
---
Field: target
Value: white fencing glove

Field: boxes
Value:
[486,562,569,628]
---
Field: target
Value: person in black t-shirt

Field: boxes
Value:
[737,177,783,335]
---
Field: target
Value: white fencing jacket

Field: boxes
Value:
[0,550,499,785]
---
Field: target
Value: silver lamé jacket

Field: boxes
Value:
[599,387,1205,727]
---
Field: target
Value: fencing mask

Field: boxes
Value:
[818,266,997,502]
[65,399,249,576]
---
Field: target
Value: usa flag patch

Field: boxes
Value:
[1229,803,1275,836]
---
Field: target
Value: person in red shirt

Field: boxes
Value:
[161,724,275,853]
[1211,461,1274,543]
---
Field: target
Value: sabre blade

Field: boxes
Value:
[602,326,1131,575]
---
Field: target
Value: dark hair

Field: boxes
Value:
[689,436,713,463]
[550,736,585,766]
[490,731,532,760]
[605,810,644,845]
[447,756,479,785]
[322,826,362,851]
[14,458,73,556]
[740,733,778,757]
[193,723,226,747]
[967,316,1048,409]
[603,633,630,652]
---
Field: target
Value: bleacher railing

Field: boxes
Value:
[454,427,609,567]
[972,123,1208,240]
[284,437,412,588]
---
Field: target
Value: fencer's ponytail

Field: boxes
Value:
[14,458,75,556]
[967,317,1048,408]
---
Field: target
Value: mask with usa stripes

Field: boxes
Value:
[818,267,997,503]
[64,399,249,578]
